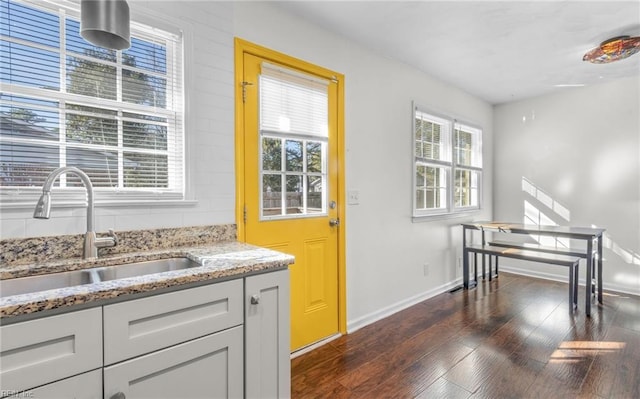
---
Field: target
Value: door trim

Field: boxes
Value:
[233,38,347,337]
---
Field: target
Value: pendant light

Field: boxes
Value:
[80,0,131,50]
[583,35,640,64]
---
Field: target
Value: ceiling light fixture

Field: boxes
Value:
[583,35,640,64]
[80,0,131,50]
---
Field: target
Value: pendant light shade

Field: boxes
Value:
[80,0,130,50]
[583,35,640,64]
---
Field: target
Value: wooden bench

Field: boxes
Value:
[465,244,581,309]
[488,240,590,258]
[488,240,597,295]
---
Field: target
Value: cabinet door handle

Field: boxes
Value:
[110,393,126,399]
[250,294,260,305]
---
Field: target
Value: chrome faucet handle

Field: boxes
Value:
[95,229,118,249]
[107,228,119,246]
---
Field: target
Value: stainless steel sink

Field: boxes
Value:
[93,257,201,282]
[0,269,94,298]
[0,258,201,298]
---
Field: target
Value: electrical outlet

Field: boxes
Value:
[423,263,430,276]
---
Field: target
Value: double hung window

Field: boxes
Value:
[413,105,482,218]
[0,0,184,205]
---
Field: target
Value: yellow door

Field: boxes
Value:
[234,39,345,351]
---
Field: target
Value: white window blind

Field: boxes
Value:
[259,62,328,138]
[0,0,184,206]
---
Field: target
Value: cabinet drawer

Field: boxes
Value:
[104,325,244,399]
[103,279,243,365]
[28,369,102,399]
[0,308,102,393]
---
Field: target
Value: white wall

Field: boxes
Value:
[233,2,493,330]
[0,1,236,238]
[493,76,640,295]
[0,1,495,331]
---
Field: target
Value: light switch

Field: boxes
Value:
[348,190,360,205]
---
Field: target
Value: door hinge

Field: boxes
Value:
[243,204,247,223]
[241,81,253,103]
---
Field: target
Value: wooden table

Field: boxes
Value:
[462,221,605,316]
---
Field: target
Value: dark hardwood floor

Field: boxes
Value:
[291,272,640,398]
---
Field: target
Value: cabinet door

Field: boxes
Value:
[103,279,243,365]
[28,369,102,399]
[245,269,291,399]
[0,308,102,393]
[104,326,243,399]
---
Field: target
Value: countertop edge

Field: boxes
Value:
[0,242,294,320]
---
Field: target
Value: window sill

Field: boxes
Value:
[1,199,199,211]
[412,208,482,223]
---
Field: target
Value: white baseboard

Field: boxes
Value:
[290,333,341,359]
[346,267,639,337]
[346,278,462,334]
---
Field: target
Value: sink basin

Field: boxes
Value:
[93,257,201,282]
[0,258,201,298]
[0,269,93,298]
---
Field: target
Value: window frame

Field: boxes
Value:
[0,0,186,209]
[412,103,483,219]
[257,62,330,221]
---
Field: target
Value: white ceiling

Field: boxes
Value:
[274,1,640,104]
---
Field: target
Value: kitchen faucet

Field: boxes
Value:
[33,166,118,259]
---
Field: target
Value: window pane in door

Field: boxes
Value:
[306,141,322,173]
[262,137,282,171]
[285,175,303,215]
[262,173,282,216]
[285,140,303,172]
[306,176,323,214]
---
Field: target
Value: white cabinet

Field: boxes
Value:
[0,268,289,399]
[28,369,103,399]
[0,308,102,395]
[104,326,243,399]
[245,269,291,399]
[103,280,243,365]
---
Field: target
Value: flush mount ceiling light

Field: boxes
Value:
[80,0,130,50]
[583,35,640,64]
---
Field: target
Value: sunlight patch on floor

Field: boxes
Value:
[549,341,625,363]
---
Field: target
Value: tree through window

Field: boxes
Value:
[0,0,183,201]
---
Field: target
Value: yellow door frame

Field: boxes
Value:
[233,37,347,336]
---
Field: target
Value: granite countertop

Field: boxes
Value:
[0,240,295,319]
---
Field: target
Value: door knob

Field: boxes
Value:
[329,218,340,227]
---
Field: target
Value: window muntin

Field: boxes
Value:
[259,63,328,219]
[0,0,183,204]
[413,105,482,217]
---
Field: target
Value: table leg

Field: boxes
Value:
[481,230,486,279]
[598,235,603,304]
[463,227,469,289]
[586,238,593,317]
